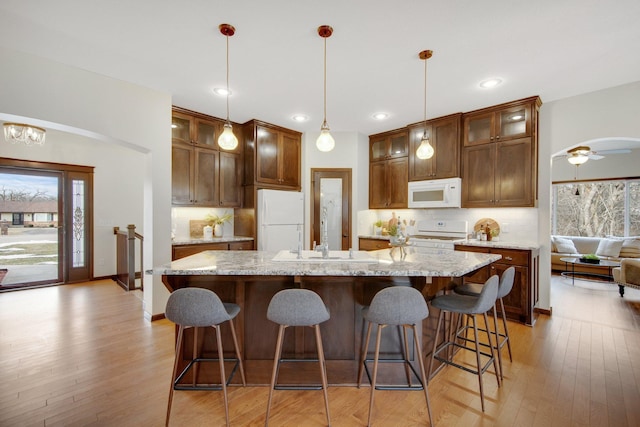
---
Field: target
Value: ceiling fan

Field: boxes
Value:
[563,145,631,165]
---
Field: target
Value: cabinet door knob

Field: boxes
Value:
[505,256,513,261]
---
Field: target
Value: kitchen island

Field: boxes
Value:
[151,247,501,386]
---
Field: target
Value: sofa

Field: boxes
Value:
[551,235,640,275]
[613,258,640,297]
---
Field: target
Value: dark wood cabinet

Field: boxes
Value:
[369,129,408,209]
[243,120,301,190]
[358,238,390,251]
[454,244,539,326]
[172,240,254,260]
[408,113,461,181]
[461,97,540,208]
[171,107,242,207]
[463,101,534,147]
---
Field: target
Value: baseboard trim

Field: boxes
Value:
[150,313,166,322]
[534,306,552,316]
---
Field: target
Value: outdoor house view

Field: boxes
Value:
[0,172,59,286]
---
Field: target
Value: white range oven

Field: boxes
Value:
[409,219,468,250]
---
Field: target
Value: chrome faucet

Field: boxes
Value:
[315,206,330,259]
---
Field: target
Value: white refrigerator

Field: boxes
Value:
[257,189,304,252]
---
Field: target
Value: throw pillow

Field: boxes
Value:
[553,237,578,254]
[595,238,624,258]
[620,238,640,258]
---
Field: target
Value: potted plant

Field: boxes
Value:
[205,212,233,237]
[580,253,600,264]
[373,220,383,236]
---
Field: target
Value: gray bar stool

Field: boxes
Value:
[454,266,515,380]
[357,286,434,427]
[428,275,500,412]
[164,287,246,427]
[265,288,331,426]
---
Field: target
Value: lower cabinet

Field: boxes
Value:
[172,240,254,260]
[454,244,539,325]
[358,238,390,251]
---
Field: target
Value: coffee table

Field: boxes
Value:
[560,257,621,285]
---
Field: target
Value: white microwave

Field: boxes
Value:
[408,177,462,209]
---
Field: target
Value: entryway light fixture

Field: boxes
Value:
[217,23,238,151]
[416,50,434,160]
[3,123,46,145]
[316,25,335,153]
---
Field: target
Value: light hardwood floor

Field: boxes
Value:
[1,276,639,426]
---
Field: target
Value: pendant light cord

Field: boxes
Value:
[423,55,428,132]
[226,34,230,123]
[323,36,327,126]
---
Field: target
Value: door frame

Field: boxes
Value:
[310,168,352,250]
[0,157,94,288]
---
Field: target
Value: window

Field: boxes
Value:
[552,179,640,237]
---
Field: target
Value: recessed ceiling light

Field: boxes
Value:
[292,114,309,122]
[479,78,503,89]
[372,112,388,120]
[213,87,232,96]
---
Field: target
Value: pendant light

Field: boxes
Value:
[416,50,434,160]
[316,25,335,152]
[217,23,238,151]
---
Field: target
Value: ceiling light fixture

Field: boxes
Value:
[372,113,388,120]
[479,78,502,89]
[292,114,309,122]
[217,23,238,151]
[316,25,335,153]
[567,152,589,165]
[213,87,231,96]
[416,50,434,160]
[3,123,46,145]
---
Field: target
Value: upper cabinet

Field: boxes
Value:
[370,130,408,161]
[408,113,461,181]
[243,120,301,190]
[463,99,535,147]
[369,129,408,209]
[171,107,242,207]
[461,97,541,208]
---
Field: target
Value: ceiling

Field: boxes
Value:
[1,0,640,139]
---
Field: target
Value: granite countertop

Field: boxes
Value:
[172,236,254,246]
[455,239,540,251]
[150,247,501,277]
[359,234,391,241]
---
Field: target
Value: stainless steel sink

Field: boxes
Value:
[271,250,376,263]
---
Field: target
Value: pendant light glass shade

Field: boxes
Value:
[416,136,434,159]
[217,24,238,150]
[316,121,335,152]
[218,122,238,150]
[416,50,434,160]
[316,25,334,152]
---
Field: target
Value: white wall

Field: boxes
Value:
[1,130,146,278]
[302,131,369,249]
[0,47,172,319]
[539,80,640,312]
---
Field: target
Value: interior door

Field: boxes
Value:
[311,169,352,250]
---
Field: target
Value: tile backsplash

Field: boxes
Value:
[357,207,538,243]
[171,207,235,240]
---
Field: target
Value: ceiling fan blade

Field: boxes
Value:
[594,149,632,155]
[588,154,604,160]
